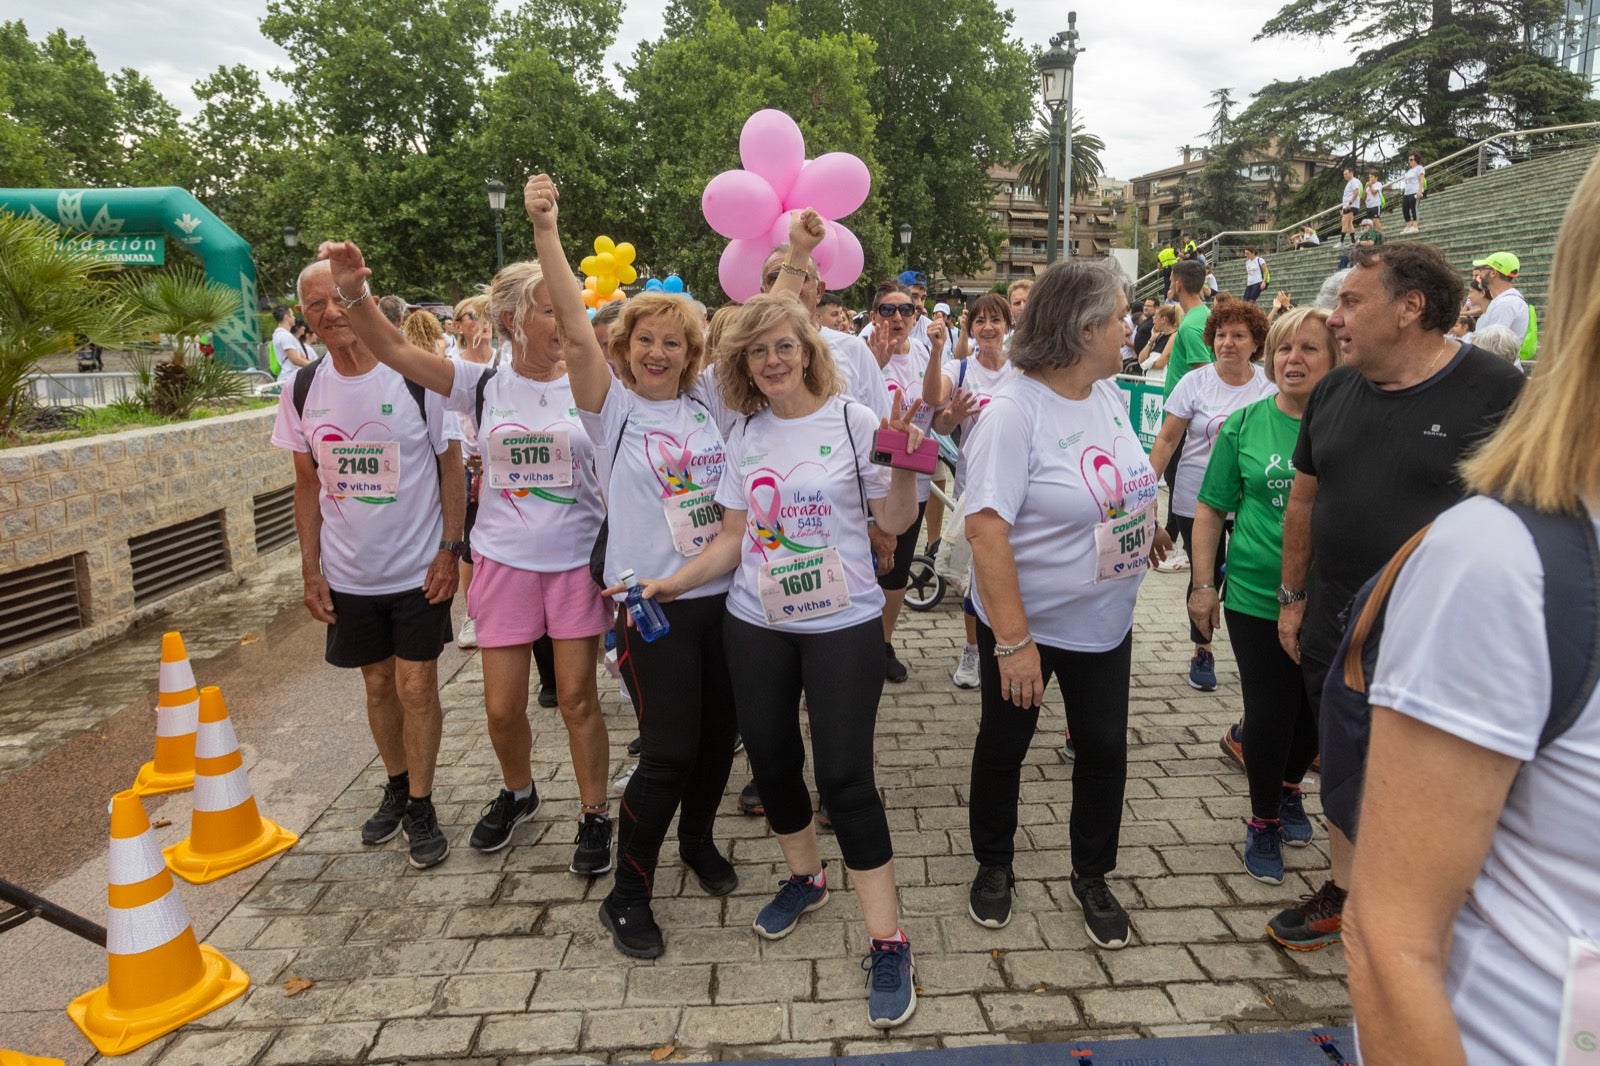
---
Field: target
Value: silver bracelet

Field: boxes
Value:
[993,635,1034,658]
[335,280,372,308]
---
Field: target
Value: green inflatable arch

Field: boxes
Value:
[0,186,260,368]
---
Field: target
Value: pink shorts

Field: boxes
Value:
[467,555,614,647]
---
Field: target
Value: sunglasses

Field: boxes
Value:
[875,303,918,318]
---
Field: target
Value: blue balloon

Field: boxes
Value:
[644,278,665,292]
[663,274,685,294]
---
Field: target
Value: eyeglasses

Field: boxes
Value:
[459,312,479,323]
[744,339,802,362]
[875,303,918,318]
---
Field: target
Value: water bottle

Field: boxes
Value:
[619,569,671,643]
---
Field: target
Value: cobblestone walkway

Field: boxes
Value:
[105,566,1349,1065]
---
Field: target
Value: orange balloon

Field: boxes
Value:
[583,288,601,308]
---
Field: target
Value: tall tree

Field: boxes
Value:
[1180,88,1263,236]
[0,21,120,185]
[1013,107,1107,202]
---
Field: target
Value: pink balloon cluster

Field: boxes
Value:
[702,109,871,302]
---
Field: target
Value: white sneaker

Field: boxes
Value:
[612,762,637,793]
[952,644,980,689]
[456,616,479,649]
[603,646,621,679]
[1155,548,1190,573]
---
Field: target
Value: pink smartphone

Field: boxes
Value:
[870,427,940,474]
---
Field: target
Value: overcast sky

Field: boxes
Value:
[13,0,1353,179]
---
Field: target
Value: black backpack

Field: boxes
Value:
[1320,500,1600,838]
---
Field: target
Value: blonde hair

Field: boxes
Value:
[1461,155,1600,512]
[608,293,707,394]
[1261,307,1335,384]
[401,308,443,351]
[453,293,489,322]
[714,294,841,416]
[487,261,547,353]
[1008,279,1034,297]
[1154,304,1181,330]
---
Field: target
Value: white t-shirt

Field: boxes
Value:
[820,326,892,419]
[1475,287,1531,347]
[579,377,731,599]
[962,376,1160,652]
[271,327,300,386]
[715,398,889,634]
[1402,165,1426,196]
[877,342,937,501]
[445,353,497,458]
[1365,179,1383,209]
[1244,257,1265,287]
[1343,177,1363,209]
[1369,497,1600,1066]
[270,359,449,596]
[1165,364,1276,517]
[941,354,1019,495]
[445,362,603,573]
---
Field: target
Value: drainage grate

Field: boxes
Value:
[129,512,230,607]
[252,485,296,554]
[0,555,85,655]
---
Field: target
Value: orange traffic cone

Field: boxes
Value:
[0,1052,66,1066]
[163,686,297,883]
[131,632,198,796]
[67,791,248,1056]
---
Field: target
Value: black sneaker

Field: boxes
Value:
[1070,874,1130,949]
[537,683,558,709]
[361,780,408,846]
[968,863,1015,928]
[469,787,540,852]
[1267,878,1346,951]
[627,735,643,757]
[400,799,449,870]
[571,814,614,875]
[680,842,738,896]
[738,780,764,816]
[599,894,664,959]
[885,642,908,684]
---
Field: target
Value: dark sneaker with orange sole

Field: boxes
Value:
[1267,878,1346,950]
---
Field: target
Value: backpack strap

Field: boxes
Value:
[474,366,498,428]
[956,358,968,390]
[1505,502,1600,748]
[1341,523,1433,694]
[292,354,323,418]
[838,401,871,521]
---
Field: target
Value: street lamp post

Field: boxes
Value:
[898,223,912,272]
[485,179,507,273]
[1036,13,1083,265]
[282,227,298,298]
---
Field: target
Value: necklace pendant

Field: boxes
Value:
[540,393,548,406]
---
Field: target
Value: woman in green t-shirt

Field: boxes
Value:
[1186,308,1337,887]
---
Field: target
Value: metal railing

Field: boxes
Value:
[1132,121,1600,298]
[25,367,278,408]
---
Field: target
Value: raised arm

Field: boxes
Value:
[525,173,609,413]
[768,209,826,302]
[318,240,455,395]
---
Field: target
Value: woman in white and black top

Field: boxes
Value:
[527,173,740,962]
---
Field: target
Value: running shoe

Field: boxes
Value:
[611,763,636,794]
[469,787,540,852]
[361,779,408,846]
[1155,548,1190,573]
[863,937,917,1029]
[537,683,558,709]
[952,644,981,689]
[885,642,908,684]
[680,841,739,896]
[400,798,449,870]
[738,780,764,816]
[627,735,643,757]
[1267,879,1346,951]
[753,864,829,940]
[570,814,613,876]
[1188,648,1217,691]
[967,863,1015,929]
[1062,737,1076,760]
[1070,875,1131,949]
[455,616,478,650]
[1244,819,1284,885]
[1280,786,1314,846]
[1219,721,1245,769]
[599,894,663,959]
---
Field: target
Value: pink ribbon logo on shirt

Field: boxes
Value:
[1081,448,1128,520]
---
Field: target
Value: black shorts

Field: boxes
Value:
[1365,206,1380,220]
[1341,207,1356,216]
[326,586,453,668]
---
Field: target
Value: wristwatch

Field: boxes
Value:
[1277,585,1307,605]
[438,539,467,558]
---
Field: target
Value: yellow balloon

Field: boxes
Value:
[618,265,638,285]
[596,252,617,274]
[580,256,600,275]
[614,242,636,266]
[593,236,615,255]
[597,276,618,296]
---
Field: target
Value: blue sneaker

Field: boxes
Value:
[863,936,917,1029]
[1280,786,1314,846]
[752,863,828,940]
[1188,648,1217,691]
[1244,820,1284,885]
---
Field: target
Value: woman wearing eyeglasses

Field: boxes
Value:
[863,285,938,684]
[624,292,928,1029]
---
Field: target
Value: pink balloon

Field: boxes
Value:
[783,153,871,220]
[766,211,792,252]
[719,238,771,303]
[702,169,782,241]
[739,110,806,203]
[819,222,864,290]
[811,222,838,275]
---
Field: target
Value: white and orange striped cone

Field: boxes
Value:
[67,791,248,1056]
[0,1052,66,1066]
[163,686,297,884]
[131,632,199,796]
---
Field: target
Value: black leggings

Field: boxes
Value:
[1402,194,1418,223]
[723,614,893,870]
[1226,609,1318,821]
[611,595,739,905]
[1171,513,1230,646]
[877,502,928,592]
[969,622,1131,877]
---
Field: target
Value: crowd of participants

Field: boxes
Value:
[269,154,1600,1057]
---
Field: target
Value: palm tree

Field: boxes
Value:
[1014,106,1106,202]
[119,267,245,416]
[0,211,140,436]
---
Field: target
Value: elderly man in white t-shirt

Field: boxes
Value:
[270,260,466,871]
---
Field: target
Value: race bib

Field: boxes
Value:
[317,440,400,498]
[757,547,850,625]
[1092,500,1157,582]
[486,429,572,490]
[663,488,722,557]
[1557,938,1600,1065]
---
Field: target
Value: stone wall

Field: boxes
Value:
[0,408,294,679]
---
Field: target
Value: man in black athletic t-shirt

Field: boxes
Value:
[1265,242,1524,952]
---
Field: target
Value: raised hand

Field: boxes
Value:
[932,388,979,435]
[524,173,559,231]
[787,207,826,255]
[317,240,372,301]
[926,315,947,361]
[883,392,926,453]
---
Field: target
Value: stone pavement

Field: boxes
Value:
[91,562,1348,1065]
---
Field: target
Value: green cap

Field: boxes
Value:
[1472,252,1520,277]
